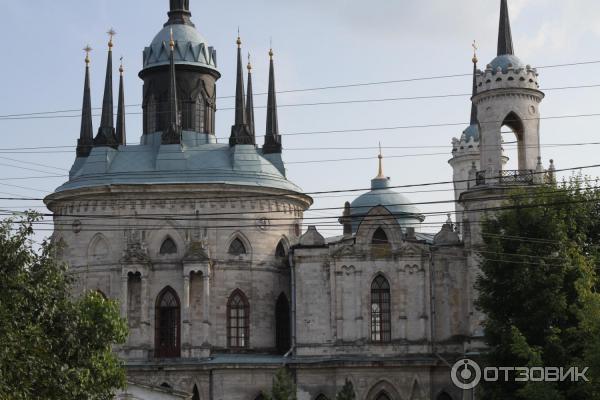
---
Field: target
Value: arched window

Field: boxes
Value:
[275,293,291,354]
[315,395,330,400]
[155,287,181,358]
[502,111,525,171]
[376,392,391,400]
[228,238,247,256]
[437,392,453,400]
[227,290,249,348]
[275,240,287,258]
[372,228,391,257]
[371,275,391,342]
[160,237,177,255]
[192,385,200,400]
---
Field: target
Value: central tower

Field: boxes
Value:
[140,1,220,137]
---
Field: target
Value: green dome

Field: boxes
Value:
[350,176,424,233]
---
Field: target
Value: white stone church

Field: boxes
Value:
[44,1,554,399]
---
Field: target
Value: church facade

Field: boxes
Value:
[44,1,553,399]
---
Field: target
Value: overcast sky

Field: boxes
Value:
[2,0,600,238]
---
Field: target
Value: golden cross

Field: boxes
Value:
[107,28,116,48]
[472,40,478,64]
[83,45,92,64]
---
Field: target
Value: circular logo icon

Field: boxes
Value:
[451,359,482,390]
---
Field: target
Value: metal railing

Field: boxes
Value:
[475,169,536,186]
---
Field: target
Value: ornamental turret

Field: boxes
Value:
[474,0,544,183]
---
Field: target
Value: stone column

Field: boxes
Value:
[202,273,211,344]
[141,273,150,345]
[120,274,128,319]
[182,274,191,356]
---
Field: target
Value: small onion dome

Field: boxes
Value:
[488,54,525,73]
[349,175,425,234]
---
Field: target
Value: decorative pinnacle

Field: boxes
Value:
[169,28,175,49]
[472,40,478,64]
[237,27,242,47]
[247,53,252,71]
[269,37,274,59]
[83,45,92,65]
[375,142,385,179]
[119,56,124,75]
[107,28,116,49]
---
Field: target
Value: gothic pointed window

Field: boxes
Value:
[275,293,291,354]
[228,238,247,256]
[371,275,391,342]
[275,241,287,258]
[372,227,391,257]
[192,385,200,400]
[227,290,249,348]
[376,392,391,400]
[160,237,177,255]
[155,287,181,358]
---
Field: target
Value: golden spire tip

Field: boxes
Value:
[83,45,93,65]
[247,53,252,71]
[237,27,242,47]
[107,28,116,50]
[169,28,175,49]
[375,142,385,179]
[119,56,124,74]
[472,40,478,64]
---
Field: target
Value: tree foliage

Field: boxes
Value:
[336,379,356,400]
[0,214,128,400]
[476,180,600,399]
[263,368,297,400]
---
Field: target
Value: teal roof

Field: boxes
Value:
[488,54,525,73]
[350,176,424,233]
[55,132,303,194]
[462,124,480,142]
[143,24,218,70]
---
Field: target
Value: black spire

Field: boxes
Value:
[263,48,282,154]
[246,54,256,138]
[498,0,514,56]
[165,0,194,27]
[116,59,126,146]
[470,45,478,126]
[77,46,94,158]
[229,36,254,146]
[94,30,118,148]
[163,29,182,145]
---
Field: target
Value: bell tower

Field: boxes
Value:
[475,0,544,182]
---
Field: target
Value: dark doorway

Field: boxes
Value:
[275,293,291,354]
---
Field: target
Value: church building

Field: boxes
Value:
[44,1,553,399]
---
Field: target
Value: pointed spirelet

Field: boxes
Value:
[94,29,118,148]
[163,28,182,145]
[263,47,282,154]
[497,0,514,56]
[246,53,256,138]
[229,35,253,146]
[115,59,126,146]
[470,41,479,125]
[77,46,94,157]
[375,143,386,179]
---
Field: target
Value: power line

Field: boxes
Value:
[3,58,600,119]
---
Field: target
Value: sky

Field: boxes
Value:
[2,0,600,240]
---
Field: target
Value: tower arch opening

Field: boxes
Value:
[501,111,526,172]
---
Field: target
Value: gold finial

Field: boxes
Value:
[169,28,175,49]
[269,37,274,59]
[237,27,242,47]
[119,56,124,75]
[472,40,478,64]
[247,53,252,71]
[107,28,116,50]
[375,142,385,179]
[83,45,93,65]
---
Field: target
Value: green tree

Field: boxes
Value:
[336,379,356,400]
[476,180,600,400]
[264,368,296,400]
[0,214,128,400]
